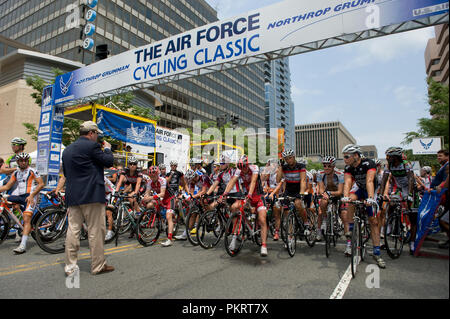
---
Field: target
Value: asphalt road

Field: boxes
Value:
[0,231,448,300]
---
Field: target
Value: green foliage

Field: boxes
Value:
[22,123,38,142]
[306,160,323,171]
[403,78,449,149]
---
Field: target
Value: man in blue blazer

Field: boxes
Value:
[62,121,115,276]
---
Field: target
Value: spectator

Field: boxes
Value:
[62,121,115,276]
[431,150,449,189]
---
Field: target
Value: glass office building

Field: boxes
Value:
[264,57,295,150]
[0,0,265,130]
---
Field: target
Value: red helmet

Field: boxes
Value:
[149,166,159,176]
[238,155,249,170]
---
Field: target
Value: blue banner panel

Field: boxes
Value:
[96,109,156,147]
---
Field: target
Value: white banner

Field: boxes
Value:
[411,137,442,155]
[53,0,449,105]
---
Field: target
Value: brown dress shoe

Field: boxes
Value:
[94,264,115,275]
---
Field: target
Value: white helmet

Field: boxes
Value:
[282,149,295,158]
[322,156,337,166]
[170,160,178,166]
[220,153,231,164]
[185,169,196,180]
[128,156,138,164]
[11,137,27,145]
[342,144,361,154]
[298,157,307,165]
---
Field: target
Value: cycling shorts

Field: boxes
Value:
[247,194,266,213]
[7,193,35,216]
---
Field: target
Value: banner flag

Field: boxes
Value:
[414,189,447,253]
[96,109,156,147]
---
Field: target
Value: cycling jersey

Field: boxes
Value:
[281,162,306,195]
[167,170,184,193]
[217,168,241,195]
[10,167,40,196]
[385,161,412,196]
[104,176,115,203]
[317,169,344,192]
[234,165,263,195]
[120,169,143,188]
[188,175,212,192]
[344,158,377,191]
[146,176,175,210]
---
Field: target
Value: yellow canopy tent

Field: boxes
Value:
[64,103,157,166]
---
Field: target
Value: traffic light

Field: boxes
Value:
[95,44,109,61]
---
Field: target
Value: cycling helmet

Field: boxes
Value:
[128,156,138,164]
[16,152,30,160]
[11,137,27,145]
[322,156,337,166]
[423,166,432,174]
[385,147,403,157]
[298,157,307,165]
[149,166,159,175]
[375,158,382,166]
[195,170,204,177]
[342,144,361,154]
[220,153,231,164]
[282,149,295,158]
[237,155,249,170]
[170,160,178,166]
[185,169,196,180]
[310,169,317,175]
[158,163,166,169]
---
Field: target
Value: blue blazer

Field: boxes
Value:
[62,137,114,207]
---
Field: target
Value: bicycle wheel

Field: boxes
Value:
[0,213,10,244]
[286,211,297,257]
[360,218,370,261]
[384,213,404,259]
[305,210,317,247]
[280,210,289,244]
[197,211,223,249]
[137,210,161,247]
[117,207,132,235]
[325,211,332,258]
[186,209,200,246]
[34,208,68,254]
[224,213,245,257]
[351,221,361,278]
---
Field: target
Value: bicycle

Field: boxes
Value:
[136,194,181,247]
[347,200,372,278]
[111,192,140,246]
[184,197,207,246]
[196,195,229,249]
[1,192,61,246]
[318,195,344,258]
[224,197,262,257]
[382,195,409,259]
[280,195,317,257]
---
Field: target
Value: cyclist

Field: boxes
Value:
[223,155,269,257]
[159,163,168,178]
[317,156,345,244]
[190,158,207,174]
[115,156,142,213]
[142,166,176,247]
[269,149,308,241]
[0,137,29,177]
[341,144,386,268]
[0,153,44,254]
[175,169,212,240]
[379,147,416,253]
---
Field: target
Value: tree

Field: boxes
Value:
[24,68,159,146]
[403,78,449,149]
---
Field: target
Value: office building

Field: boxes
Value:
[360,145,378,160]
[295,121,356,159]
[0,0,265,132]
[425,23,449,85]
[264,57,295,150]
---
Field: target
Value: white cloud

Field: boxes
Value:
[328,27,435,75]
[291,85,323,97]
[393,85,427,108]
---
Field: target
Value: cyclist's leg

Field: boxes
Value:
[319,198,328,230]
[294,198,307,224]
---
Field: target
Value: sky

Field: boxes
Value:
[205,0,436,158]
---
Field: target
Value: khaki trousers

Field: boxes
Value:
[65,203,106,274]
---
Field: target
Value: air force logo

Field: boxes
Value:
[420,139,433,150]
[59,73,74,96]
